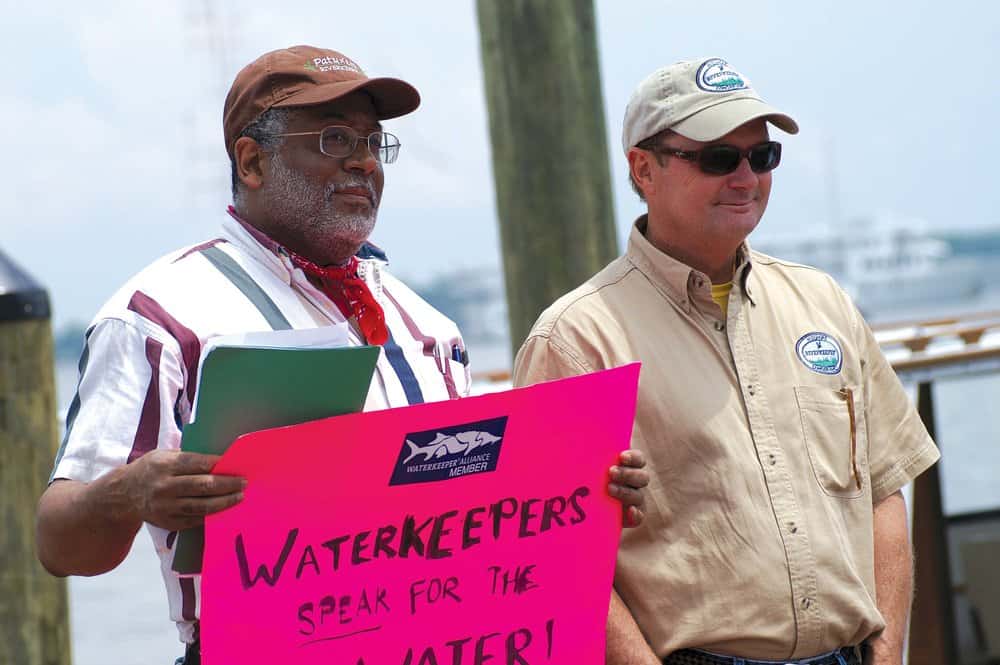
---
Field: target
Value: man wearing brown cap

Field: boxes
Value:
[35,45,648,664]
[514,57,939,665]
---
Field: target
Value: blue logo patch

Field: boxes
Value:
[696,58,749,93]
[795,332,844,375]
[389,416,508,486]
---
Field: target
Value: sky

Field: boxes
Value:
[3,0,999,331]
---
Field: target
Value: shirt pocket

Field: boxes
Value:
[793,385,868,499]
[413,338,469,401]
[448,357,472,397]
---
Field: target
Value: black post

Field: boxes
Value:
[0,248,72,665]
[908,381,956,665]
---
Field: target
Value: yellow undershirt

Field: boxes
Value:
[711,281,733,317]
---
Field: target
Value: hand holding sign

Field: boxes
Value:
[610,449,648,527]
[200,364,640,664]
[117,450,245,531]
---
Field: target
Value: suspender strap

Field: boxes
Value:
[200,246,291,330]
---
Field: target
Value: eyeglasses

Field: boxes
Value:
[651,141,781,175]
[273,125,401,163]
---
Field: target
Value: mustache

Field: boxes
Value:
[327,178,379,205]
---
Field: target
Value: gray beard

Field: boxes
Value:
[262,151,379,262]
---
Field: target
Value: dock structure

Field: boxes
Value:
[873,311,1000,665]
[0,248,72,665]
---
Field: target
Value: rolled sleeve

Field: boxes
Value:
[860,317,940,502]
[51,317,185,483]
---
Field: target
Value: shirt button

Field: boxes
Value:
[801,597,812,609]
[747,384,755,396]
[714,321,725,331]
[768,454,776,466]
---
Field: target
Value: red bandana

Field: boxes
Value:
[285,250,389,346]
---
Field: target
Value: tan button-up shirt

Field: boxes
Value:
[513,218,939,660]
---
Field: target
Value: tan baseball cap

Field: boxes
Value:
[223,45,421,159]
[621,57,798,153]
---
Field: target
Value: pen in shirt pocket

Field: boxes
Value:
[839,387,861,490]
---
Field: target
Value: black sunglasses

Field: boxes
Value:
[652,141,782,175]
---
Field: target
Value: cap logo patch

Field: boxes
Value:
[696,58,748,93]
[304,56,362,74]
[795,332,844,375]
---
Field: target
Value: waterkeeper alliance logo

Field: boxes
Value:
[696,58,749,93]
[389,416,508,486]
[795,332,844,375]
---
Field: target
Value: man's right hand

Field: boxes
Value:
[120,450,246,531]
[37,451,245,577]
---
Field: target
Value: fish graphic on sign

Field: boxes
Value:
[389,416,509,486]
[403,430,502,463]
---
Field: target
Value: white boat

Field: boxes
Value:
[755,214,985,317]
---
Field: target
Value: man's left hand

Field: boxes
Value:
[608,450,649,528]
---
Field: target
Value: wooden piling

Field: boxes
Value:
[476,0,619,354]
[0,248,72,665]
[908,381,956,665]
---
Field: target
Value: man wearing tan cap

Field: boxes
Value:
[35,45,648,664]
[514,57,939,665]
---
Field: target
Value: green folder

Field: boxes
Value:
[171,344,379,574]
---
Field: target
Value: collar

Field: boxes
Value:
[626,215,755,307]
[227,206,284,257]
[225,205,389,267]
[223,206,388,345]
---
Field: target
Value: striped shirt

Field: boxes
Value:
[51,212,471,643]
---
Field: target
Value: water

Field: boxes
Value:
[52,293,1000,664]
[67,537,181,664]
[931,372,1000,515]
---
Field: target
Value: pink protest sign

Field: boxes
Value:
[200,363,639,665]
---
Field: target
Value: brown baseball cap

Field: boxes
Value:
[223,45,421,159]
